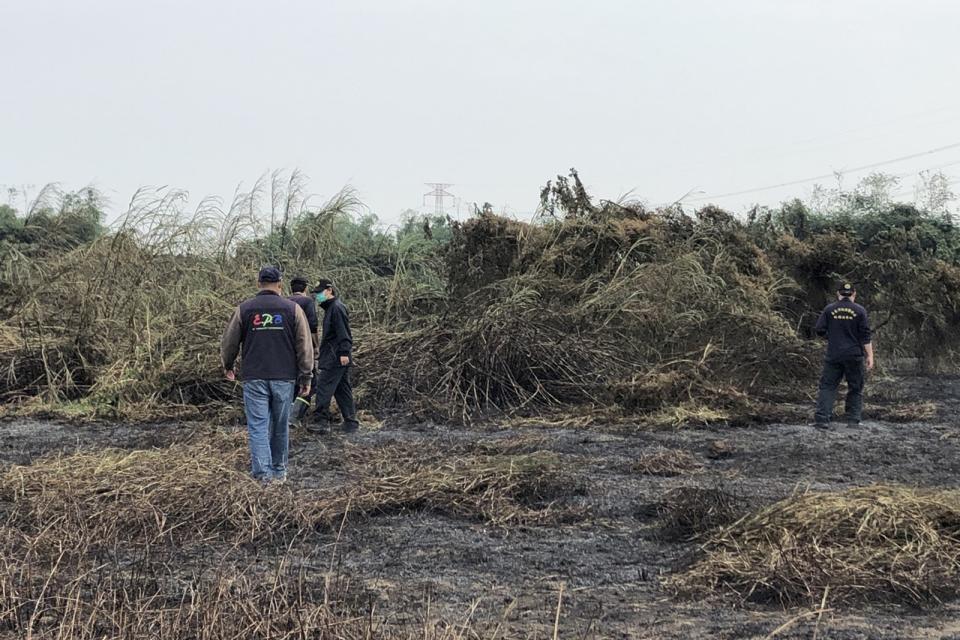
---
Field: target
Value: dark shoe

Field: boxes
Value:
[810,421,830,430]
[340,420,359,434]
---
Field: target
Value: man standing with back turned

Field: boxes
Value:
[221,266,314,482]
[813,282,875,428]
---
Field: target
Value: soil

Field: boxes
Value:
[3,373,960,639]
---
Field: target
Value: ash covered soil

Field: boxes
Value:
[3,373,960,639]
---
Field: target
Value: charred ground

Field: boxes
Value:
[2,371,960,639]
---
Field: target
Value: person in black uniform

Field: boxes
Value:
[306,278,360,434]
[812,282,875,428]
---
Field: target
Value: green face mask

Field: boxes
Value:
[315,292,327,303]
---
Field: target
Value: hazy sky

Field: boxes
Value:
[3,0,959,224]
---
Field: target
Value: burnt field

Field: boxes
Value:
[2,371,960,639]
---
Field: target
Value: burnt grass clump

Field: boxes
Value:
[669,485,960,607]
[656,486,753,542]
[0,431,590,638]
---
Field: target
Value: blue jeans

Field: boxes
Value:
[242,379,295,480]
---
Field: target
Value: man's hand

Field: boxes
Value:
[224,369,236,381]
[340,355,350,366]
[866,355,875,371]
[299,384,311,397]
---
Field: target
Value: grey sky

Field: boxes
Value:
[3,0,959,224]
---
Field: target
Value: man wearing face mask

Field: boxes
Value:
[306,278,360,434]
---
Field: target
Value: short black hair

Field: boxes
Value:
[290,276,308,293]
[258,266,282,283]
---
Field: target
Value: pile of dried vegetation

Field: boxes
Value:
[0,430,583,638]
[1,169,958,423]
[0,431,315,547]
[331,439,586,526]
[669,484,960,606]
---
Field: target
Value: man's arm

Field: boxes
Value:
[333,306,353,364]
[814,308,828,337]
[860,308,874,370]
[292,305,313,392]
[221,308,242,378]
[302,300,320,359]
[306,303,319,335]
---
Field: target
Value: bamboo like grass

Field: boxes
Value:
[1,174,821,424]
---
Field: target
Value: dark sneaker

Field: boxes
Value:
[341,421,359,434]
[810,421,830,430]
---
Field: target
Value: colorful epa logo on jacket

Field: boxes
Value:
[251,312,284,330]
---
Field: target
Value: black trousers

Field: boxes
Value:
[312,365,358,426]
[815,357,865,423]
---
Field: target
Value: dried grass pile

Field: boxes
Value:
[633,448,701,476]
[0,530,485,640]
[0,432,315,547]
[0,178,375,420]
[0,432,582,638]
[669,485,960,606]
[325,441,586,526]
[0,170,848,424]
[359,185,819,422]
[657,486,750,541]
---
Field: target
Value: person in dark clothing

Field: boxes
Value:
[287,276,320,425]
[287,276,319,349]
[812,282,875,428]
[306,278,360,434]
[221,266,314,481]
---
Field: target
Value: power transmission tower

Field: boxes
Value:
[423,183,455,215]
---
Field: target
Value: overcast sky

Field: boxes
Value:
[2,0,959,224]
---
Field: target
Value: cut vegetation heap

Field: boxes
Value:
[1,169,959,423]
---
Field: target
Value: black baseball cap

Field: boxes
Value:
[258,266,282,283]
[837,282,856,296]
[311,278,334,293]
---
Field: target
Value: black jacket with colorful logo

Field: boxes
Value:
[814,298,873,362]
[220,290,313,385]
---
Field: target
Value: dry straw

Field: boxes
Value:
[670,484,960,606]
[633,448,702,476]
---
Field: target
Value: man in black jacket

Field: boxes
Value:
[287,276,319,352]
[221,266,314,481]
[306,278,360,434]
[813,282,875,428]
[287,276,320,425]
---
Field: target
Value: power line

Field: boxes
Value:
[684,141,960,203]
